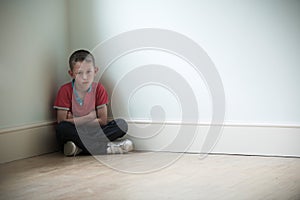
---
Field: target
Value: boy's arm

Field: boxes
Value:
[64,106,108,126]
[96,105,108,126]
[56,110,97,125]
[56,110,71,123]
[56,106,108,126]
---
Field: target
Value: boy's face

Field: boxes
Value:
[68,61,98,92]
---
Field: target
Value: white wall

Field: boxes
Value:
[1,0,299,162]
[0,0,69,162]
[69,0,300,126]
[0,0,69,129]
[67,0,300,157]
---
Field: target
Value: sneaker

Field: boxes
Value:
[64,141,82,156]
[107,139,134,154]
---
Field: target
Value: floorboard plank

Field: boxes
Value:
[0,152,299,200]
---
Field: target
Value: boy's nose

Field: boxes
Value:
[82,73,88,79]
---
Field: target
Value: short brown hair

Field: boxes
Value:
[69,49,95,70]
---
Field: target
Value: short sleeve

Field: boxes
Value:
[53,84,72,111]
[95,83,109,109]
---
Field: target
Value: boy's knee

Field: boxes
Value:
[56,121,74,132]
[115,118,128,133]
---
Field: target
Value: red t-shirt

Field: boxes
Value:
[53,81,109,117]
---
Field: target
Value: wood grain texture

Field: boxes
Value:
[0,152,299,200]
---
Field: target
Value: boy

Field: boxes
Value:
[54,49,133,156]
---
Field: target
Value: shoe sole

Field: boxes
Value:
[64,142,76,156]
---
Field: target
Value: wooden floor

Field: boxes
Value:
[0,152,300,200]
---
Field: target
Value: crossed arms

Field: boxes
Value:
[56,105,108,126]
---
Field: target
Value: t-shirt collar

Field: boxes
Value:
[71,79,92,93]
[71,79,92,106]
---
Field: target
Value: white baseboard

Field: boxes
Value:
[1,120,299,163]
[126,120,300,157]
[0,121,58,163]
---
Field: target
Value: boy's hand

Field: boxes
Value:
[87,110,97,121]
[72,110,97,125]
[67,111,73,119]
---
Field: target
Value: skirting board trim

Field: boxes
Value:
[1,119,299,163]
[125,119,300,128]
[126,120,300,158]
[0,121,57,135]
[0,121,58,164]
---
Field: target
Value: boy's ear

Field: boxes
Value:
[68,70,73,77]
[94,66,99,73]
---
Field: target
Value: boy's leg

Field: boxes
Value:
[103,119,134,153]
[56,121,90,153]
[56,121,108,154]
[102,118,128,141]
